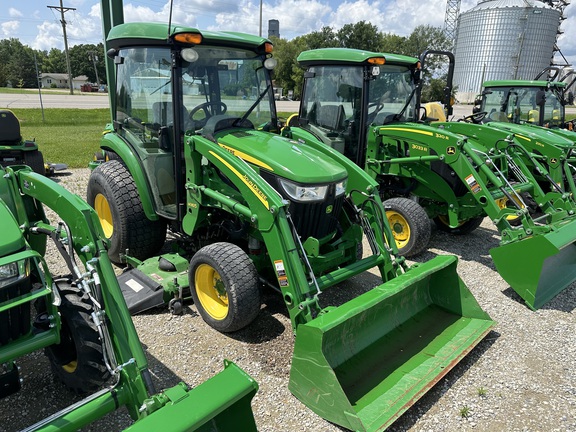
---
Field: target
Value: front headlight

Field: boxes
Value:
[335,179,347,197]
[0,259,29,288]
[279,179,328,202]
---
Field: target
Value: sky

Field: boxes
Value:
[1,0,575,65]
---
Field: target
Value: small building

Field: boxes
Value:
[40,73,90,90]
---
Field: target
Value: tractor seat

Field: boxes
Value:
[0,110,22,145]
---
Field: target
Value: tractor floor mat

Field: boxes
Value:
[117,268,165,314]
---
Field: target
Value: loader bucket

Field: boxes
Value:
[289,255,494,432]
[124,360,258,432]
[490,221,576,310]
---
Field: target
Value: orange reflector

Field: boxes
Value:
[174,33,202,44]
[264,42,273,53]
[367,57,385,65]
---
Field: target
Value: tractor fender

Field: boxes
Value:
[98,132,159,221]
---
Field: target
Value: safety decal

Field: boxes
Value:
[465,174,481,193]
[274,260,286,277]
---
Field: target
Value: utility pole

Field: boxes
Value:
[48,1,76,95]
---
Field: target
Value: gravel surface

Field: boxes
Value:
[1,168,575,432]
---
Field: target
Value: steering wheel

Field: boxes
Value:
[459,111,487,123]
[189,102,227,128]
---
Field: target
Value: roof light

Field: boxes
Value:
[174,33,202,45]
[367,57,385,65]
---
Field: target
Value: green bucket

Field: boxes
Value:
[289,255,494,432]
[490,218,576,310]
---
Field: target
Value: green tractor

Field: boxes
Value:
[281,47,576,310]
[0,165,259,431]
[468,68,576,194]
[86,2,494,431]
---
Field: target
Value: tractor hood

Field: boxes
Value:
[214,129,347,184]
[0,199,25,256]
[485,121,575,149]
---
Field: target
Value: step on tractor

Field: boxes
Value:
[0,109,68,176]
[86,2,494,431]
[0,165,259,431]
[466,67,576,195]
[281,47,576,310]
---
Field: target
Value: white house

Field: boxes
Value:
[40,73,90,90]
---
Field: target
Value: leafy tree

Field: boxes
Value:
[336,21,383,51]
[43,48,67,73]
[380,33,407,54]
[0,39,38,88]
[69,43,106,83]
[302,27,339,50]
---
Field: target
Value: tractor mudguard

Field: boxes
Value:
[96,131,159,221]
[490,218,576,310]
[289,254,494,432]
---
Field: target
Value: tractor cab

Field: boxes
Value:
[476,80,566,127]
[295,48,420,166]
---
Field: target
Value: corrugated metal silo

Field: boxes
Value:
[453,0,561,102]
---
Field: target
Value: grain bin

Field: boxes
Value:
[453,0,561,103]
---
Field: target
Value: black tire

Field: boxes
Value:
[45,283,109,394]
[24,150,45,175]
[189,242,260,333]
[433,215,484,235]
[384,197,431,257]
[87,159,166,263]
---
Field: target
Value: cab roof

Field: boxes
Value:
[297,48,419,67]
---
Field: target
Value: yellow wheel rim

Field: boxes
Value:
[386,210,410,249]
[62,360,77,373]
[437,214,465,228]
[195,264,229,320]
[94,193,114,238]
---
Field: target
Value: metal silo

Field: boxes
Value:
[453,0,561,103]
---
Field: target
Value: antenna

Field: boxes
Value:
[168,0,174,38]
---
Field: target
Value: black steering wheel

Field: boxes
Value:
[189,102,227,128]
[459,111,487,123]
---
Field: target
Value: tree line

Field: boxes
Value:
[0,38,106,89]
[0,22,449,99]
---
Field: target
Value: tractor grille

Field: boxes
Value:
[0,150,24,168]
[0,277,32,346]
[261,171,345,240]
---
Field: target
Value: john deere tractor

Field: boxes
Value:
[282,47,576,310]
[468,67,576,195]
[0,109,45,175]
[0,164,259,431]
[85,2,494,431]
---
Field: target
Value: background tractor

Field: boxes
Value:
[0,109,45,175]
[85,2,495,431]
[0,165,259,431]
[282,47,576,310]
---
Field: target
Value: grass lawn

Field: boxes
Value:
[13,108,110,168]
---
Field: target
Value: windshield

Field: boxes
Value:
[482,86,564,127]
[368,64,416,123]
[115,45,275,144]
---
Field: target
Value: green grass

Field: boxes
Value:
[13,108,110,168]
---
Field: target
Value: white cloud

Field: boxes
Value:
[1,21,20,38]
[9,8,23,18]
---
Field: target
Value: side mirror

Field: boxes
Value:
[474,96,482,106]
[536,90,546,106]
[567,91,574,106]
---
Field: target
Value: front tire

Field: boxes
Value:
[24,150,45,175]
[87,159,166,263]
[384,198,431,257]
[189,243,261,333]
[45,283,109,394]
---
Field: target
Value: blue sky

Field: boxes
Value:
[1,0,575,65]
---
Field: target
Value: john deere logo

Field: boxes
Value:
[326,205,333,214]
[550,158,558,164]
[447,146,456,155]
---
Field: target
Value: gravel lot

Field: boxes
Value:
[2,168,575,432]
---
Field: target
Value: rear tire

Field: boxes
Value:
[45,283,109,394]
[87,159,166,263]
[189,242,260,333]
[433,215,484,235]
[384,198,431,257]
[24,150,45,175]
